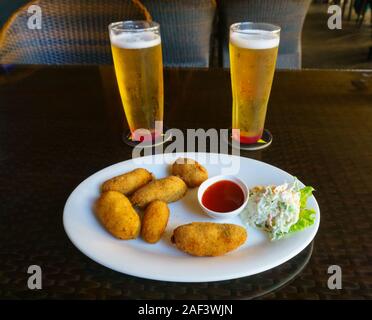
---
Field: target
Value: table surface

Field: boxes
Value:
[0,66,371,299]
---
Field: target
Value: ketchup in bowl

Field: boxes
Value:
[201,180,245,213]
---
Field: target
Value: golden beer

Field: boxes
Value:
[229,23,280,144]
[109,21,163,142]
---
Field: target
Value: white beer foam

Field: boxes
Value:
[110,31,161,49]
[230,30,279,49]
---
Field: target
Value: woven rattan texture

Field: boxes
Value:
[0,0,148,64]
[0,67,371,299]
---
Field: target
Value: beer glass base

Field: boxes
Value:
[226,129,273,151]
[122,129,172,148]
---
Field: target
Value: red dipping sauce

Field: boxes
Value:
[201,180,245,213]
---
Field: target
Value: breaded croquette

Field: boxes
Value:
[131,176,187,208]
[171,222,247,256]
[171,157,208,188]
[101,168,153,195]
[141,200,170,243]
[95,191,141,240]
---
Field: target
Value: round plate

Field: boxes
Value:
[63,152,320,283]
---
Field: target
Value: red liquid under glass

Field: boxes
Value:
[131,129,162,142]
[232,129,262,144]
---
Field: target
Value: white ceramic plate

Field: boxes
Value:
[63,152,320,282]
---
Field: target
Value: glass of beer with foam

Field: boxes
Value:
[109,21,164,146]
[229,22,280,149]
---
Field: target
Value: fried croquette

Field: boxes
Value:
[131,176,187,208]
[141,200,170,243]
[171,158,208,187]
[101,168,153,195]
[171,222,247,256]
[95,191,141,240]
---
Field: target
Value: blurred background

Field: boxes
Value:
[0,0,371,69]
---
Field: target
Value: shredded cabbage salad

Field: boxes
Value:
[240,179,316,240]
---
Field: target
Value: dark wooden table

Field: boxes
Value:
[0,66,372,299]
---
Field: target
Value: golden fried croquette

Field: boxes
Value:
[131,176,187,208]
[171,222,247,256]
[101,168,153,195]
[141,200,170,243]
[172,157,208,188]
[95,191,141,240]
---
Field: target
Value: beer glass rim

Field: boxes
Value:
[108,20,159,33]
[230,22,281,34]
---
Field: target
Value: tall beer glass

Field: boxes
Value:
[229,22,280,147]
[109,21,163,145]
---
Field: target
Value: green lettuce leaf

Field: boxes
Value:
[289,186,316,233]
[300,186,315,209]
[289,208,316,233]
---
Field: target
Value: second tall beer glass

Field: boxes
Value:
[229,22,280,146]
[109,21,163,144]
